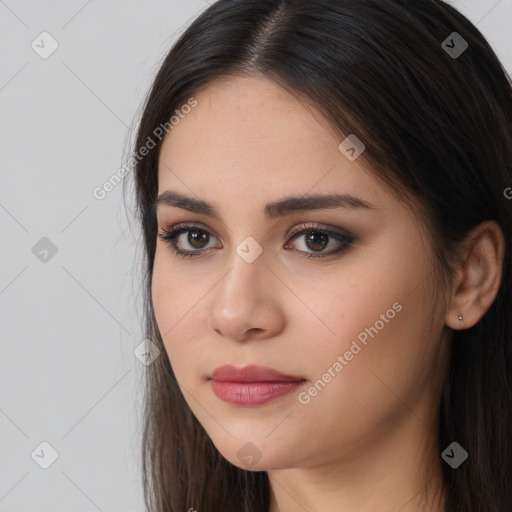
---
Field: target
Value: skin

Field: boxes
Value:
[151,75,504,512]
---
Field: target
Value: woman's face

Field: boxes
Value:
[152,75,451,471]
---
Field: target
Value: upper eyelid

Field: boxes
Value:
[159,221,351,240]
[158,222,355,261]
[159,223,354,253]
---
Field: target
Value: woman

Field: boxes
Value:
[128,0,512,510]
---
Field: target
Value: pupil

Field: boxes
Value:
[306,231,327,251]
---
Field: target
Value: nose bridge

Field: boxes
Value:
[208,240,280,339]
[216,240,267,312]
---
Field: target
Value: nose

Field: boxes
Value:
[207,249,286,343]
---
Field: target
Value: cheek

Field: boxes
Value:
[285,289,433,463]
[151,253,207,377]
[151,254,172,332]
[296,245,435,396]
[151,250,192,332]
[297,277,406,395]
[151,255,184,357]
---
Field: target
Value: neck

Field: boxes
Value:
[267,410,446,512]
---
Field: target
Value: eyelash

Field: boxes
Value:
[157,222,355,260]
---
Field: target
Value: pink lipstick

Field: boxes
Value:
[209,365,306,406]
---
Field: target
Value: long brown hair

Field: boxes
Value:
[127,0,512,510]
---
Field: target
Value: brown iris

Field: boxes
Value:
[188,229,209,249]
[304,231,328,252]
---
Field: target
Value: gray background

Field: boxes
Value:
[0,1,510,510]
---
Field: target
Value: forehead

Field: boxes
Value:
[161,76,337,160]
[157,75,390,214]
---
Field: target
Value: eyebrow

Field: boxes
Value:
[155,190,378,219]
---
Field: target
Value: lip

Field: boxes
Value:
[210,364,305,382]
[208,365,306,406]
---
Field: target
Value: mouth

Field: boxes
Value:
[208,365,307,406]
[209,364,305,382]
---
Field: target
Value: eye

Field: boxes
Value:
[157,222,355,259]
[158,223,219,259]
[284,222,355,259]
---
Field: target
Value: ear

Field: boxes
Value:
[445,220,505,330]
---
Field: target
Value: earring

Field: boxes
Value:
[458,312,464,328]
